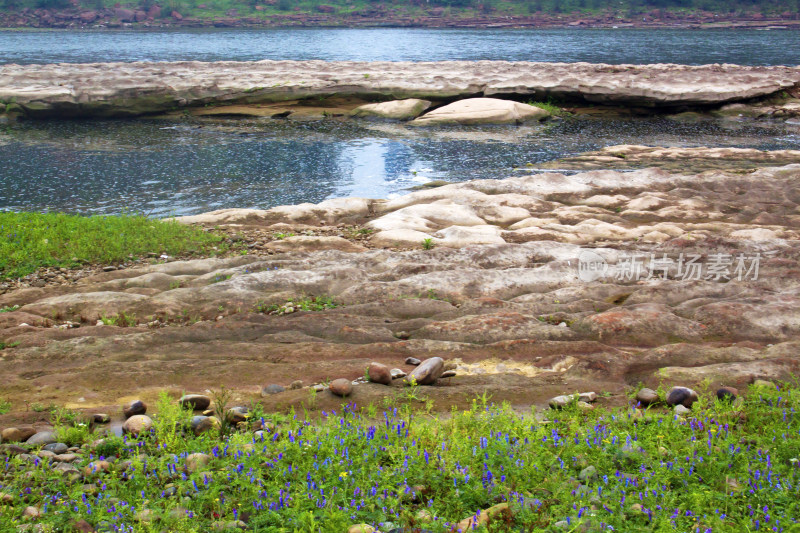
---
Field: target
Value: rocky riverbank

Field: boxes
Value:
[1,6,800,30]
[1,152,799,424]
[1,61,799,119]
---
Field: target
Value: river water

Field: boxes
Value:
[2,28,800,65]
[1,28,799,215]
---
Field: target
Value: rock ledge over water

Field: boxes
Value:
[1,61,799,118]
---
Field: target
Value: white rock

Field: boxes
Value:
[351,99,431,120]
[410,98,550,126]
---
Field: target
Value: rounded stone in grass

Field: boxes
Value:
[42,442,68,455]
[261,384,285,396]
[178,394,211,411]
[674,404,691,416]
[665,386,698,408]
[26,430,57,447]
[405,357,421,366]
[1,427,36,443]
[635,387,660,406]
[330,378,353,397]
[717,386,739,402]
[185,452,211,473]
[122,399,147,419]
[122,414,153,436]
[367,362,392,385]
[191,415,218,436]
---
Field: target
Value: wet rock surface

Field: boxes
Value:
[0,162,799,418]
[1,61,798,118]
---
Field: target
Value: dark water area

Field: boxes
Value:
[1,28,799,65]
[2,116,798,216]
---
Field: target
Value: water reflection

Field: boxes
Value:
[0,116,798,216]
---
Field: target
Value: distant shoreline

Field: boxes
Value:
[1,8,800,31]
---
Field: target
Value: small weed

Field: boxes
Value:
[29,402,48,413]
[211,387,234,438]
[527,99,566,116]
[0,397,10,415]
[211,273,233,284]
[0,305,20,313]
[99,311,137,327]
[421,238,435,250]
[260,296,338,315]
[273,232,295,240]
[0,340,20,350]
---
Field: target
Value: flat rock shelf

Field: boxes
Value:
[1,159,799,416]
[2,61,800,118]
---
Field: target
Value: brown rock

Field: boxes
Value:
[185,452,211,473]
[123,400,147,418]
[178,394,211,411]
[1,427,36,443]
[405,357,444,385]
[635,388,660,406]
[146,5,161,18]
[717,386,739,402]
[79,11,97,23]
[70,519,96,532]
[113,8,135,21]
[122,415,153,436]
[367,362,392,385]
[23,506,41,519]
[171,10,182,19]
[666,387,699,408]
[329,378,353,397]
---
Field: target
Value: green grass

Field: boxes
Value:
[0,397,10,415]
[0,212,225,280]
[1,383,799,531]
[528,100,567,116]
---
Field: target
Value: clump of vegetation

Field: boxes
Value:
[422,237,435,250]
[0,382,798,531]
[257,295,338,315]
[0,305,20,313]
[99,311,138,327]
[0,397,10,415]
[528,99,567,116]
[0,212,225,280]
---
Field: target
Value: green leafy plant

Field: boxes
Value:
[421,238,435,250]
[0,305,20,313]
[0,397,10,415]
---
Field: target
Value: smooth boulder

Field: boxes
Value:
[367,362,392,385]
[666,387,699,408]
[123,400,147,419]
[122,415,153,436]
[26,431,57,447]
[329,378,353,397]
[351,99,431,120]
[405,357,444,385]
[410,98,550,126]
[178,394,211,411]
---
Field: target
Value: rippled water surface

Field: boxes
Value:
[1,28,799,65]
[2,116,798,216]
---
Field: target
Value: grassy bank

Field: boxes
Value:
[1,383,799,531]
[0,212,224,280]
